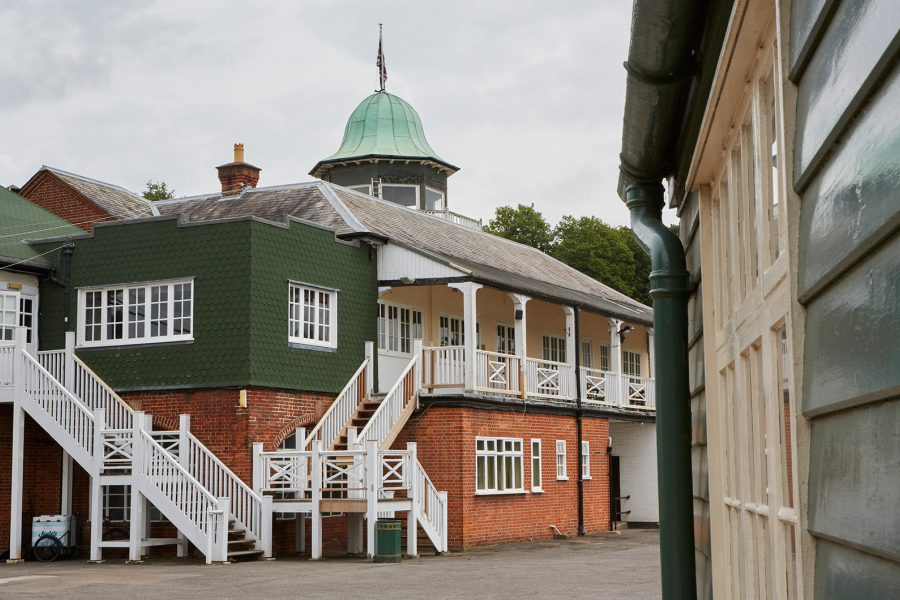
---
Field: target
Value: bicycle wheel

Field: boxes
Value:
[102,527,129,560]
[33,534,62,562]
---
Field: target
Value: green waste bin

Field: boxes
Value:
[374,519,401,563]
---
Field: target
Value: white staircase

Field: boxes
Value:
[3,329,265,563]
[254,340,450,557]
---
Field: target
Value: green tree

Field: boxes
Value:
[483,204,553,253]
[142,180,175,202]
[551,216,637,299]
[620,227,652,306]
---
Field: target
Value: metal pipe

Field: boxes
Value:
[626,182,695,600]
[574,306,584,536]
[62,244,74,334]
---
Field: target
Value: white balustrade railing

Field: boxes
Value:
[415,458,448,552]
[185,433,264,543]
[524,357,575,399]
[358,352,419,447]
[73,356,133,430]
[260,450,312,493]
[150,430,179,457]
[580,367,617,407]
[422,346,465,391]
[421,209,482,230]
[303,357,368,450]
[0,345,13,386]
[321,450,368,494]
[139,430,224,561]
[37,349,66,382]
[21,351,94,457]
[379,451,411,491]
[624,375,655,409]
[475,350,522,396]
[101,429,134,471]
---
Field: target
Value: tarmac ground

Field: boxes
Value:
[0,529,661,599]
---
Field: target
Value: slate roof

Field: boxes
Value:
[39,167,156,220]
[152,181,653,324]
[0,185,84,268]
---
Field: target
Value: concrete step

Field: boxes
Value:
[227,549,264,561]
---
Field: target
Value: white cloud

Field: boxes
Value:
[0,0,678,229]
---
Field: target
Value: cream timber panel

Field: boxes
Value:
[377,243,467,282]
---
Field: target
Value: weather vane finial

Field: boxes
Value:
[377,23,387,92]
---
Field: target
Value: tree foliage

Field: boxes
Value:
[483,204,553,253]
[483,206,683,306]
[142,180,175,202]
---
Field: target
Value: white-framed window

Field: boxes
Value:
[439,314,480,348]
[377,301,422,356]
[556,440,567,480]
[599,344,610,372]
[425,188,445,210]
[348,184,372,196]
[581,441,590,479]
[475,437,524,494]
[78,279,193,348]
[289,282,337,349]
[496,321,515,355]
[531,439,542,492]
[581,339,593,369]
[1,292,18,342]
[542,334,566,363]
[381,184,419,208]
[623,350,641,377]
[103,485,168,523]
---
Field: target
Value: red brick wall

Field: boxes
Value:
[393,407,610,550]
[19,171,114,231]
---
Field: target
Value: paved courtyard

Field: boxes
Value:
[0,530,661,599]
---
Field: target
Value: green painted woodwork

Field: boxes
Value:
[793,0,900,189]
[814,539,900,600]
[788,0,838,80]
[797,61,900,302]
[808,400,900,561]
[802,230,900,416]
[36,217,377,393]
[324,92,445,163]
[0,186,83,265]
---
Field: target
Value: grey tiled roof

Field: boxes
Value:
[43,167,155,220]
[152,181,652,324]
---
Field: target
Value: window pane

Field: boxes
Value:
[150,286,168,337]
[487,456,495,490]
[778,324,794,508]
[477,456,485,490]
[425,188,444,210]
[381,185,417,207]
[532,456,540,488]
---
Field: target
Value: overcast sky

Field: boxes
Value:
[0,0,677,229]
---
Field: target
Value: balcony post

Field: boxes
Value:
[562,307,576,397]
[449,282,482,393]
[608,319,623,406]
[508,293,530,397]
[647,328,655,378]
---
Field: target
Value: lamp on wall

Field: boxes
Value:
[617,325,634,343]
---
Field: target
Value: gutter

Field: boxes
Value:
[617,1,707,598]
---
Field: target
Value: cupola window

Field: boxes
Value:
[381,184,418,207]
[425,188,444,210]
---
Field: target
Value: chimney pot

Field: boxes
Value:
[234,143,244,163]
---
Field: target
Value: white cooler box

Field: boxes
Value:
[32,515,74,548]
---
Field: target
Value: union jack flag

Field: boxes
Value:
[377,25,387,91]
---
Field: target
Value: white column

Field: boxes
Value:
[406,442,418,558]
[61,331,76,517]
[562,307,576,399]
[310,441,323,560]
[608,319,623,407]
[176,414,191,557]
[413,339,423,402]
[506,293,531,359]
[261,495,274,558]
[647,328,655,379]
[296,514,306,554]
[8,329,26,562]
[449,282,482,392]
[365,440,378,559]
[214,497,230,563]
[365,341,375,396]
[88,408,105,562]
[129,412,146,562]
[252,443,264,493]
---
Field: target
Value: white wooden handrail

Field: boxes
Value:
[185,432,264,542]
[72,355,134,430]
[302,357,368,450]
[357,352,418,447]
[415,458,448,552]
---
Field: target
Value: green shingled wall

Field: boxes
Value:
[36,216,376,393]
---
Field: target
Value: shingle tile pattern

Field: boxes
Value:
[0,185,85,266]
[43,167,155,220]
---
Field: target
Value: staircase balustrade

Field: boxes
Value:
[357,351,420,447]
[73,356,133,430]
[258,449,311,494]
[414,458,449,553]
[101,429,134,471]
[302,357,369,450]
[0,345,13,387]
[36,349,66,382]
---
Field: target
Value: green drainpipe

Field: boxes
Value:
[626,181,696,600]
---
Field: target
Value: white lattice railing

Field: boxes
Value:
[185,433,264,542]
[260,450,311,493]
[624,375,655,409]
[422,346,465,391]
[101,429,134,471]
[379,451,411,491]
[0,345,13,386]
[421,209,482,230]
[415,458,448,552]
[37,349,66,382]
[580,367,617,407]
[303,357,368,451]
[524,358,575,399]
[139,430,223,561]
[22,351,95,458]
[358,353,419,448]
[73,356,133,430]
[475,350,522,396]
[320,450,368,495]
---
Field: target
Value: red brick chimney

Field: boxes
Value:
[216,143,261,196]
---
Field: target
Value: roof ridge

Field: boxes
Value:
[41,166,151,206]
[317,182,367,233]
[154,181,326,205]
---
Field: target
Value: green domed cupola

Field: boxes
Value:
[310,91,459,211]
